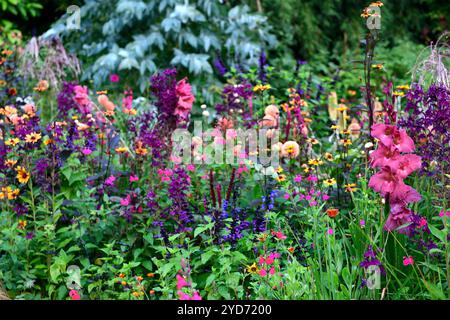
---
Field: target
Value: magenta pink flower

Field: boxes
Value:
[191,291,202,300]
[386,154,421,179]
[403,256,414,266]
[69,289,80,300]
[368,167,402,196]
[176,274,189,290]
[294,175,302,183]
[322,194,330,201]
[177,291,191,300]
[389,183,421,204]
[105,175,116,186]
[371,124,415,152]
[129,175,139,182]
[82,148,92,155]
[259,268,267,277]
[120,196,130,206]
[384,204,413,233]
[370,143,400,168]
[269,267,276,275]
[110,74,120,83]
[174,78,195,119]
[326,228,334,235]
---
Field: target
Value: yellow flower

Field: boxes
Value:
[25,132,42,144]
[308,159,320,166]
[393,91,405,97]
[371,64,383,70]
[324,178,337,187]
[16,166,30,184]
[337,104,348,112]
[44,138,54,146]
[246,263,260,274]
[33,80,49,92]
[135,141,148,156]
[18,220,27,230]
[4,159,17,167]
[0,186,19,200]
[276,174,286,182]
[331,125,339,130]
[341,139,352,146]
[342,129,350,135]
[370,1,383,7]
[324,153,334,161]
[276,167,284,174]
[115,147,128,154]
[307,138,319,145]
[253,84,271,92]
[5,138,20,146]
[345,183,358,193]
[396,85,410,90]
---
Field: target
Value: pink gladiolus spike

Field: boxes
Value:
[386,154,422,179]
[368,167,401,196]
[371,124,415,152]
[370,143,400,168]
[390,183,422,204]
[384,203,413,233]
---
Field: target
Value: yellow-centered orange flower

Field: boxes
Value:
[25,132,42,144]
[16,166,30,184]
[324,178,337,187]
[5,138,20,146]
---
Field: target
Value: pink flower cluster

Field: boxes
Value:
[368,124,422,233]
[176,274,202,300]
[258,252,280,276]
[73,85,92,115]
[174,78,195,120]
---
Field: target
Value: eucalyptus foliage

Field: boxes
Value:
[44,0,277,98]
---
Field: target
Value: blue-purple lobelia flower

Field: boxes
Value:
[258,51,268,83]
[398,83,450,175]
[359,245,385,287]
[213,55,228,77]
[57,82,77,119]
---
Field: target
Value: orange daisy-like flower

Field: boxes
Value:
[4,159,17,167]
[18,220,27,230]
[326,208,339,218]
[135,141,148,156]
[345,183,358,193]
[33,80,49,92]
[16,166,31,184]
[25,132,42,144]
[115,146,128,154]
[341,139,352,146]
[5,138,20,146]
